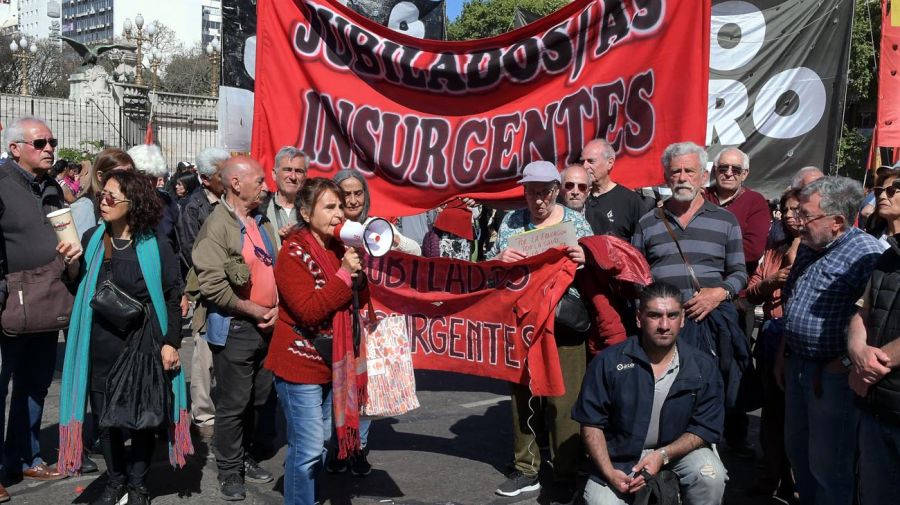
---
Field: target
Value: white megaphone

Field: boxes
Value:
[332,218,394,257]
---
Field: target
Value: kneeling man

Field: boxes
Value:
[573,282,727,504]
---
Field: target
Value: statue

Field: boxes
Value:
[60,37,135,67]
[61,37,136,101]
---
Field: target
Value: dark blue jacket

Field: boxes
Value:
[572,336,724,475]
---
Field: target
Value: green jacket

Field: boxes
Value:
[192,200,279,314]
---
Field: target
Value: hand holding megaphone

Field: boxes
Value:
[332,218,395,257]
[341,246,362,277]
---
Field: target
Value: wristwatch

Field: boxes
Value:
[657,448,670,465]
[840,354,853,369]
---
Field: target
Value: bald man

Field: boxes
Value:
[791,166,824,190]
[193,156,278,499]
[580,139,650,241]
[560,164,591,212]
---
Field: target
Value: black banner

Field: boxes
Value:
[221,0,256,91]
[707,0,854,197]
[347,0,445,40]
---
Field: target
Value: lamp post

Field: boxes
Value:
[149,49,162,91]
[9,36,37,96]
[123,13,156,87]
[205,36,220,97]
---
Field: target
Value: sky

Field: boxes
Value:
[447,0,465,21]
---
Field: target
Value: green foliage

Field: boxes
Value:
[161,48,213,96]
[847,0,880,105]
[448,0,568,41]
[57,140,105,163]
[835,125,869,180]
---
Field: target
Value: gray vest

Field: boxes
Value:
[864,235,900,424]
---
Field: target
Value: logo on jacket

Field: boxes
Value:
[616,362,635,371]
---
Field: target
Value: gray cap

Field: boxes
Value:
[518,161,561,184]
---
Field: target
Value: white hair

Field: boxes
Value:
[273,146,308,170]
[713,147,750,172]
[3,116,49,153]
[127,144,168,178]
[662,141,708,174]
[195,147,230,177]
[791,166,825,190]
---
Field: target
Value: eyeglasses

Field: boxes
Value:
[874,184,900,200]
[245,232,273,267]
[714,163,745,175]
[99,190,130,206]
[796,211,834,224]
[16,138,58,150]
[564,182,589,192]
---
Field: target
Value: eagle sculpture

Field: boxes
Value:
[61,36,136,67]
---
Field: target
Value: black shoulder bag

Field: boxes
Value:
[90,234,145,333]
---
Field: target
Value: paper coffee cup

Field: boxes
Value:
[47,208,79,245]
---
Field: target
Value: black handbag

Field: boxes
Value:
[90,235,145,333]
[100,316,169,430]
[555,287,592,333]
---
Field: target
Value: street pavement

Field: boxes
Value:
[4,335,788,504]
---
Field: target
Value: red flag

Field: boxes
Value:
[144,118,154,145]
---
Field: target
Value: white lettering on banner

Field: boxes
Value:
[709,1,765,72]
[706,79,749,145]
[753,67,826,139]
[707,1,827,144]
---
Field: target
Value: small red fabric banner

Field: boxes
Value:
[363,248,576,396]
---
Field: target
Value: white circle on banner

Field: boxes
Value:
[243,36,256,80]
[389,2,426,39]
[710,1,765,72]
[753,67,826,139]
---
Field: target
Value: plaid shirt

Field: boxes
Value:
[782,227,883,360]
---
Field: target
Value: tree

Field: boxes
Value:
[145,21,184,67]
[447,0,568,41]
[836,0,880,179]
[161,46,213,95]
[0,35,66,97]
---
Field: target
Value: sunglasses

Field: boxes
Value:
[99,190,130,206]
[564,182,589,192]
[252,246,274,267]
[715,163,745,175]
[874,183,900,199]
[17,138,58,150]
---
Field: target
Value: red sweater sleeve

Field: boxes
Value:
[739,191,772,264]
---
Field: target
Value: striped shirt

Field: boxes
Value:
[782,227,883,360]
[631,201,747,302]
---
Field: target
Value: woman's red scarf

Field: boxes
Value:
[297,227,367,458]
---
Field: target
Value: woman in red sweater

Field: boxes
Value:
[264,178,364,505]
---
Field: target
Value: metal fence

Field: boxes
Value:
[0,87,219,171]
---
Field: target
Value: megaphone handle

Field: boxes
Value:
[351,282,361,357]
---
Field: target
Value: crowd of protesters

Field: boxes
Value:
[0,114,899,505]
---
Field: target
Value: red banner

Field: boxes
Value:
[363,249,575,396]
[252,0,710,216]
[878,0,900,147]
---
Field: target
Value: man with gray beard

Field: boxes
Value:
[631,141,749,408]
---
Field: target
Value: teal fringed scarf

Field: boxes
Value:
[58,223,194,475]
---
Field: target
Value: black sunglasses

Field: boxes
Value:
[564,182,589,192]
[874,183,900,200]
[252,245,273,267]
[715,163,745,175]
[17,138,58,150]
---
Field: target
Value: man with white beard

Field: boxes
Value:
[631,141,749,410]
